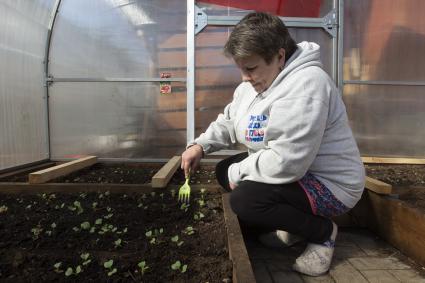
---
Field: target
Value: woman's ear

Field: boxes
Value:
[278,48,286,65]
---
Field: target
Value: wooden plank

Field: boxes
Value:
[222,193,256,283]
[365,176,392,195]
[365,191,425,268]
[151,156,182,188]
[362,156,425,164]
[28,156,97,184]
[0,162,56,180]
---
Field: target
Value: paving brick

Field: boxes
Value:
[389,269,425,283]
[251,260,274,283]
[334,245,368,259]
[329,260,368,282]
[271,270,304,283]
[360,270,400,283]
[348,257,411,270]
[302,274,335,282]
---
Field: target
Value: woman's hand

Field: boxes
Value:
[229,182,237,190]
[181,144,203,177]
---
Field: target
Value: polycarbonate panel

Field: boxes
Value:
[49,0,186,78]
[195,26,333,138]
[197,0,334,17]
[344,0,425,82]
[49,82,186,159]
[344,84,425,157]
[0,0,55,171]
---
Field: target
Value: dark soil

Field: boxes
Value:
[365,164,425,187]
[52,163,163,184]
[0,164,162,184]
[365,164,425,213]
[0,190,232,282]
[170,167,218,186]
[0,164,219,186]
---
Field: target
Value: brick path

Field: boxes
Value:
[244,228,425,283]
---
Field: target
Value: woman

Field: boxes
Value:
[181,12,365,276]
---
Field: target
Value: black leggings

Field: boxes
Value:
[216,153,333,244]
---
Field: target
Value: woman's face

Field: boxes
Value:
[234,48,285,93]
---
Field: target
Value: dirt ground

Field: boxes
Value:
[365,164,425,213]
[0,190,232,282]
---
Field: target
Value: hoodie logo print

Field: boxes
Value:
[245,115,267,142]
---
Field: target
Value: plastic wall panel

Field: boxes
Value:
[195,26,333,138]
[49,0,186,78]
[343,0,425,157]
[344,0,425,82]
[344,84,425,157]
[0,0,55,171]
[49,0,187,160]
[49,82,187,159]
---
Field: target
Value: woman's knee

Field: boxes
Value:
[229,182,259,219]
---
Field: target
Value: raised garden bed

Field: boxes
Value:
[355,162,425,269]
[0,160,255,282]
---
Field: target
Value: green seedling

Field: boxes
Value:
[79,193,87,199]
[99,193,104,199]
[171,235,184,247]
[92,202,98,209]
[145,228,164,245]
[65,267,73,276]
[114,238,122,248]
[170,189,176,198]
[45,230,52,236]
[89,227,96,233]
[106,207,112,212]
[137,203,143,208]
[180,203,190,212]
[137,261,149,275]
[182,226,195,235]
[72,227,80,232]
[31,225,43,240]
[150,191,156,198]
[105,191,110,196]
[75,265,82,274]
[53,262,63,273]
[104,213,114,219]
[171,260,187,273]
[198,199,205,207]
[194,211,205,221]
[95,218,103,225]
[0,205,8,213]
[25,204,32,210]
[103,259,117,276]
[81,253,92,266]
[51,222,57,229]
[68,201,84,214]
[80,221,90,230]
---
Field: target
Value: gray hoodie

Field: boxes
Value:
[191,41,365,208]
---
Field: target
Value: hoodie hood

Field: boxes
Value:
[266,41,323,93]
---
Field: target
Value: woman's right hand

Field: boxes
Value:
[181,144,204,177]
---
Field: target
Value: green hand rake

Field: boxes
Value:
[178,171,191,203]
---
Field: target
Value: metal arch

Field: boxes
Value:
[43,0,62,160]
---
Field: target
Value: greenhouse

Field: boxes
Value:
[1,0,425,282]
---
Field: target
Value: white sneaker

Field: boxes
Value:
[292,222,338,276]
[258,230,304,248]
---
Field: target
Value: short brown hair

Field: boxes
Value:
[224,12,297,64]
